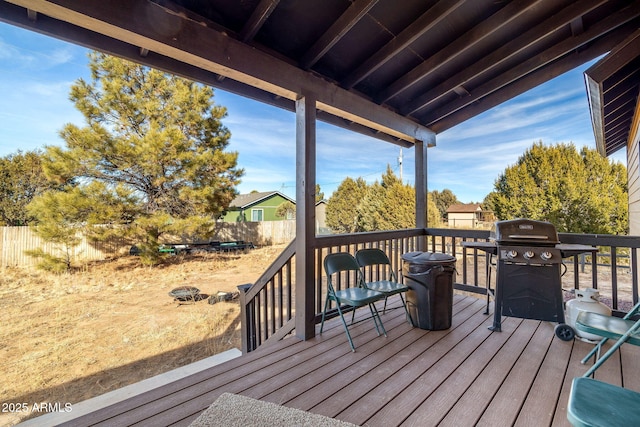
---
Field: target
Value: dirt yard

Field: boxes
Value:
[0,245,285,426]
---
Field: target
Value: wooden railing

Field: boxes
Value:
[238,228,640,353]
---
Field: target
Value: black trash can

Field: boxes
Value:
[401,251,457,330]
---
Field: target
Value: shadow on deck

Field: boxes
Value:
[22,294,640,427]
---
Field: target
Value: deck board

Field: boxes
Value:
[32,293,640,427]
[365,302,504,426]
[431,317,523,427]
[476,321,553,427]
[298,301,478,417]
[341,298,491,426]
[514,328,573,427]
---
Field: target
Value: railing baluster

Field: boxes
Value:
[592,252,598,289]
[461,238,468,284]
[277,271,283,329]
[255,292,262,347]
[240,228,640,353]
[270,278,276,334]
[632,249,638,305]
[572,254,579,289]
[611,247,618,310]
[287,259,293,320]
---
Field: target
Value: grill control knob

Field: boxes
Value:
[540,251,553,261]
[524,251,535,259]
[506,250,518,259]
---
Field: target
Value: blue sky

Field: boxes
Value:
[0,22,626,203]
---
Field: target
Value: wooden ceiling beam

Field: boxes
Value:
[584,29,640,82]
[422,7,640,129]
[340,0,465,89]
[301,0,378,70]
[402,0,608,116]
[429,25,636,133]
[0,0,414,147]
[376,0,544,104]
[238,0,280,43]
[585,28,640,156]
[604,82,638,116]
[5,0,434,144]
[606,116,632,137]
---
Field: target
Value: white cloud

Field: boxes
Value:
[24,80,74,97]
[0,37,19,59]
[0,24,613,205]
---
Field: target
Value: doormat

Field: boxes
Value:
[189,392,359,427]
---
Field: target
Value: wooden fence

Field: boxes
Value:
[213,220,296,246]
[0,220,297,267]
[0,226,126,267]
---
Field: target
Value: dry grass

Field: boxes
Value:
[0,245,285,426]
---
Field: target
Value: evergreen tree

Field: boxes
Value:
[431,189,459,220]
[426,193,441,227]
[326,177,368,233]
[0,150,63,226]
[275,201,296,219]
[326,166,440,233]
[29,52,243,264]
[315,184,324,202]
[357,166,415,231]
[485,141,627,234]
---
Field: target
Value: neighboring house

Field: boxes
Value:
[446,203,491,228]
[222,191,295,222]
[315,199,328,234]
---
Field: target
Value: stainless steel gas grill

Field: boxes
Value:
[463,219,598,340]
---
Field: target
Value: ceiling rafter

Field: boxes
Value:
[604,81,638,113]
[1,0,637,152]
[340,0,465,89]
[430,26,634,133]
[607,114,631,135]
[585,27,640,155]
[300,0,378,70]
[238,0,280,43]
[376,0,544,104]
[604,99,635,126]
[421,6,640,128]
[402,0,609,117]
[2,1,413,147]
[4,0,434,144]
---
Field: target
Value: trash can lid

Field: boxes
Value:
[402,251,456,264]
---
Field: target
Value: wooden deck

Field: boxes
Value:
[31,294,640,427]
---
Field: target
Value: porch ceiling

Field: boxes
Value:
[1,0,639,146]
[585,29,640,157]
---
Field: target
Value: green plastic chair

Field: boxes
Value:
[320,252,387,352]
[355,248,413,325]
[567,377,640,427]
[576,302,640,378]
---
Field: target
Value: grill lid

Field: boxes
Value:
[490,219,559,245]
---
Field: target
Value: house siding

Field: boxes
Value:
[223,193,292,222]
[447,212,477,228]
[628,106,640,235]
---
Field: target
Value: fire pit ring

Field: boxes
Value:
[169,286,201,303]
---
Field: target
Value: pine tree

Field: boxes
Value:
[431,189,459,219]
[486,141,627,234]
[326,177,368,233]
[29,52,243,265]
[0,150,62,226]
[357,166,416,231]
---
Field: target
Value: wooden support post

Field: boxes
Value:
[295,93,317,340]
[415,139,428,251]
[237,283,255,353]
